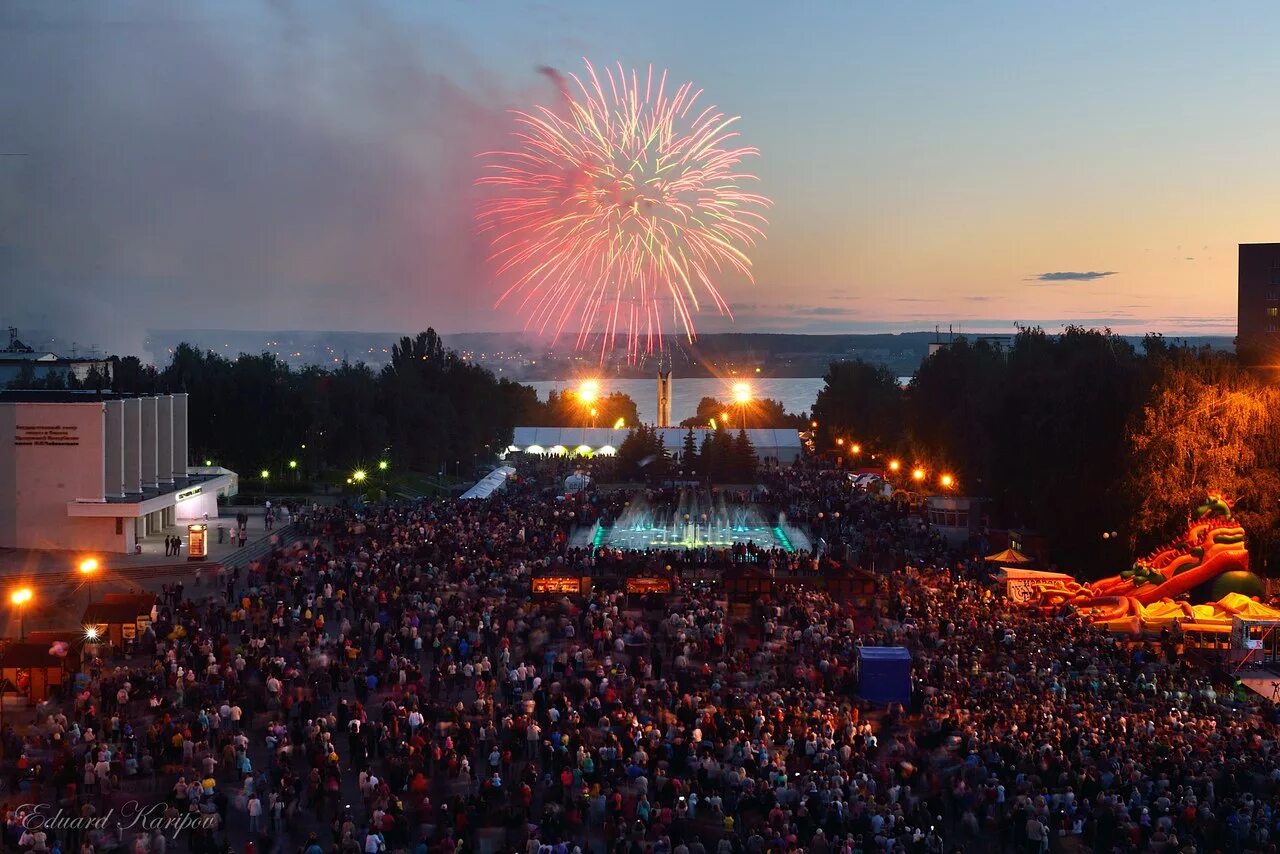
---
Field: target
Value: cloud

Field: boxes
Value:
[0,2,516,356]
[1030,271,1118,283]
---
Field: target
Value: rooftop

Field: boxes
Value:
[0,390,180,404]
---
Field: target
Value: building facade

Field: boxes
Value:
[1238,243,1280,366]
[0,391,237,554]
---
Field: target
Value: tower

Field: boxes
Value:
[657,370,672,427]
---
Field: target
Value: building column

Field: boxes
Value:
[171,393,189,481]
[156,396,174,486]
[123,398,142,495]
[140,397,159,488]
[104,400,125,498]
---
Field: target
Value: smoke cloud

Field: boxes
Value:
[0,2,516,357]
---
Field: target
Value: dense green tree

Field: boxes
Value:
[680,428,700,469]
[679,395,807,428]
[524,389,639,428]
[614,425,670,481]
[1126,340,1280,571]
[811,360,905,450]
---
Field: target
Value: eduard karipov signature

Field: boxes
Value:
[16,802,218,837]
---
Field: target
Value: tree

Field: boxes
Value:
[525,389,639,428]
[614,425,670,482]
[679,395,807,428]
[731,429,758,483]
[1125,342,1280,571]
[811,360,905,450]
[907,337,1005,489]
[681,428,700,470]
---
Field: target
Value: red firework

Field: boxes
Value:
[478,60,770,361]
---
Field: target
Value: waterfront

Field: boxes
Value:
[529,376,825,424]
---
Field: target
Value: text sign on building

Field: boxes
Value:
[13,424,80,446]
[175,486,202,501]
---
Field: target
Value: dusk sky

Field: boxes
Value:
[2,1,1278,354]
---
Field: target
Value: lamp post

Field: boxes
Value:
[78,557,99,605]
[732,382,751,430]
[10,588,32,641]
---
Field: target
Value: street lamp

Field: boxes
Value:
[911,467,926,483]
[288,460,297,470]
[78,557,99,604]
[940,473,955,489]
[352,469,367,483]
[10,588,32,640]
[732,382,751,430]
[850,443,862,455]
[888,460,901,473]
[378,460,388,471]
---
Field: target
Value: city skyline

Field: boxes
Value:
[2,1,1277,355]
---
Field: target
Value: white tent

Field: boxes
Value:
[507,426,803,464]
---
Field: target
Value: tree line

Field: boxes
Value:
[96,330,534,483]
[812,327,1280,574]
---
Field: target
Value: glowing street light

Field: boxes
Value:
[836,438,845,446]
[10,587,32,640]
[204,459,213,467]
[378,460,389,471]
[912,467,926,482]
[940,473,955,489]
[732,382,752,405]
[288,460,298,469]
[888,460,901,473]
[576,379,600,404]
[79,557,99,604]
[260,469,270,480]
[850,443,862,455]
[352,469,367,483]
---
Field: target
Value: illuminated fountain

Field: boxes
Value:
[584,490,810,553]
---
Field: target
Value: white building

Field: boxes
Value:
[0,391,237,554]
[507,426,803,465]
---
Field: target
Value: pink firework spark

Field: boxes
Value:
[478,60,770,362]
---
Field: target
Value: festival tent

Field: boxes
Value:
[855,646,912,705]
[984,547,1032,564]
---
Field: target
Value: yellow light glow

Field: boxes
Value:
[589,407,598,418]
[612,417,626,429]
[85,626,100,640]
[260,469,270,479]
[836,438,844,446]
[888,460,901,472]
[732,382,751,404]
[577,379,600,404]
[378,460,388,471]
[912,467,926,481]
[352,469,367,482]
[10,588,32,606]
[940,473,955,488]
[288,459,297,469]
[851,443,862,454]
[78,558,99,575]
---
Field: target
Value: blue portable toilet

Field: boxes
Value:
[855,646,912,705]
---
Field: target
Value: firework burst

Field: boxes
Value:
[478,60,769,361]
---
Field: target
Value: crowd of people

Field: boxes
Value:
[2,461,1279,854]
